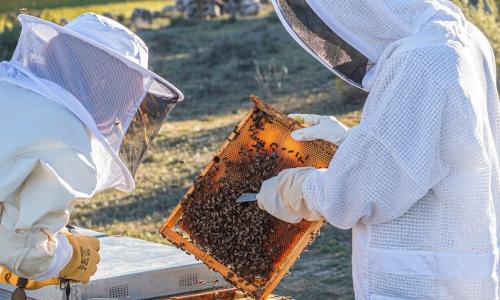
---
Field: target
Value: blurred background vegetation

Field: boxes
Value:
[0,0,498,299]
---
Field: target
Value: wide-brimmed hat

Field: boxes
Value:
[10,13,184,192]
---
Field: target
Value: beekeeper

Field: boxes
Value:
[258,0,500,298]
[0,13,182,291]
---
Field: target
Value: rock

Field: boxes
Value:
[177,0,258,19]
[239,0,260,15]
[116,14,126,23]
[103,12,115,20]
[162,5,178,13]
[240,3,259,15]
[131,8,153,24]
[152,11,164,19]
[176,0,190,12]
[222,0,260,16]
[182,0,220,19]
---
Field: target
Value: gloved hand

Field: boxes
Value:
[257,167,323,223]
[289,114,350,145]
[59,233,100,284]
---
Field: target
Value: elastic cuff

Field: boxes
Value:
[337,127,353,145]
[31,233,72,281]
[302,168,328,214]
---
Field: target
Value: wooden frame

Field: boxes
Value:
[160,96,334,299]
[168,287,288,300]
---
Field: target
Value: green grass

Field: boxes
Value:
[38,1,169,22]
[0,0,175,59]
[0,0,166,14]
[0,0,171,33]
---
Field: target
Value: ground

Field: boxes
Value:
[65,8,365,300]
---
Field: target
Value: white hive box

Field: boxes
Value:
[0,228,229,300]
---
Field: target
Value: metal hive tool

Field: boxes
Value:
[160,96,336,299]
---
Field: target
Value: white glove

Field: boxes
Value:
[289,114,350,145]
[257,167,323,223]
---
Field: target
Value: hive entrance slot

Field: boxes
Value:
[108,284,129,298]
[178,273,200,287]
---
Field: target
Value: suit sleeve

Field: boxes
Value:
[0,80,100,280]
[0,148,97,280]
[302,49,451,229]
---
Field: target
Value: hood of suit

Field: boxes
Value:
[272,0,466,90]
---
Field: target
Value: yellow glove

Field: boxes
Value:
[257,167,323,223]
[59,233,100,284]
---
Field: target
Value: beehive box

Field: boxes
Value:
[160,96,336,299]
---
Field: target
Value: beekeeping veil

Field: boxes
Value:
[272,0,374,90]
[0,13,183,192]
[272,0,464,91]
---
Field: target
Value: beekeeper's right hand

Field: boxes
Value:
[257,167,323,223]
[59,232,100,284]
[289,114,350,145]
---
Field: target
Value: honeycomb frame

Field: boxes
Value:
[160,96,336,299]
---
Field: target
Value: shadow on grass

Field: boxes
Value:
[142,14,366,123]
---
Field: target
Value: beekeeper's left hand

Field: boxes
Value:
[257,167,323,223]
[59,232,100,284]
[289,114,350,145]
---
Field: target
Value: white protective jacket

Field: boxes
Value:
[0,80,97,280]
[297,1,500,299]
[0,12,182,282]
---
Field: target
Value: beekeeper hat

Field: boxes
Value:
[65,13,151,69]
[272,0,375,90]
[12,13,184,192]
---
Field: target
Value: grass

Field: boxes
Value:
[68,8,363,299]
[0,0,166,14]
[38,1,169,23]
[0,1,496,298]
[0,0,175,59]
[0,0,171,32]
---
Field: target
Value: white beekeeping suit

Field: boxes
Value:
[0,13,182,284]
[258,0,500,298]
[0,80,99,282]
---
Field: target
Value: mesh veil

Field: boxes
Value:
[273,0,370,89]
[9,15,182,190]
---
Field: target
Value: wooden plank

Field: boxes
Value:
[160,204,184,232]
[168,288,239,300]
[168,287,289,300]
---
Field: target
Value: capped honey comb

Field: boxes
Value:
[160,96,336,299]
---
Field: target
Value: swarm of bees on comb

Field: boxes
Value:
[181,109,290,281]
[164,96,336,298]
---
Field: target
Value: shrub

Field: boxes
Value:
[0,20,21,61]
